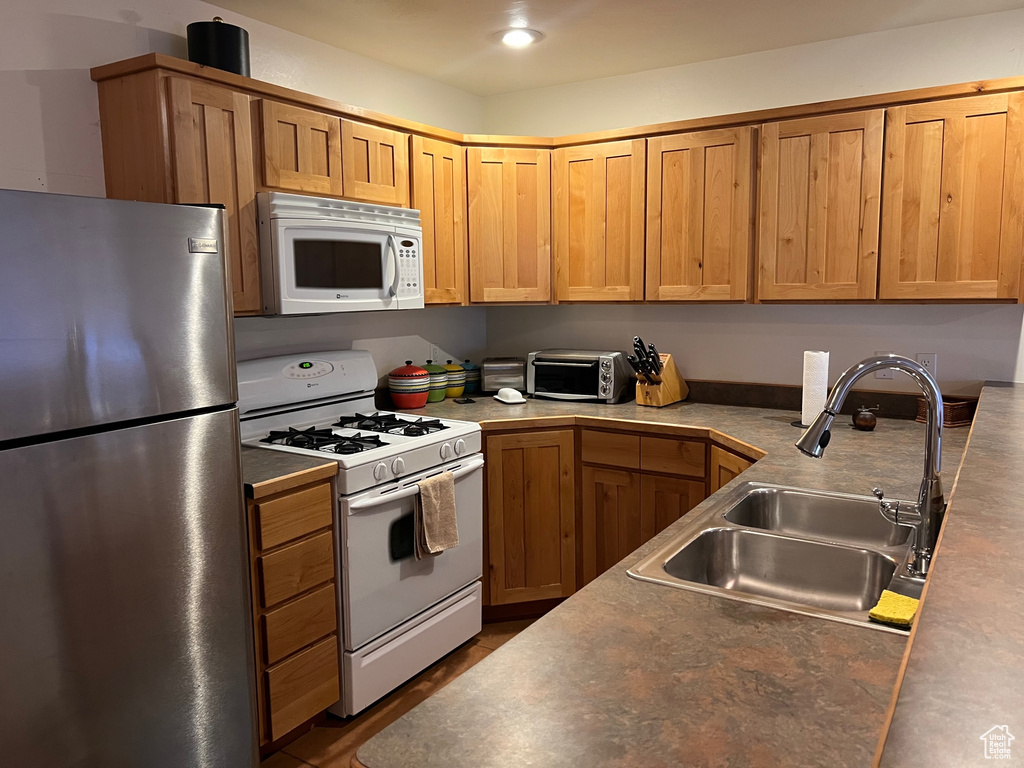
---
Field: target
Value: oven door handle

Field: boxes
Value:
[384,234,400,298]
[531,360,598,368]
[348,454,485,512]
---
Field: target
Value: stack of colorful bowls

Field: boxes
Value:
[423,360,449,403]
[461,359,481,395]
[443,360,466,398]
[387,361,429,409]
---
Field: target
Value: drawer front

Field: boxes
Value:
[259,531,334,608]
[257,482,332,550]
[262,583,337,666]
[641,437,706,477]
[581,430,640,468]
[266,635,340,740]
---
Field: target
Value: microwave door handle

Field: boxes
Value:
[384,234,400,297]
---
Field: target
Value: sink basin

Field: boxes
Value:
[723,486,912,549]
[663,528,897,613]
[628,482,922,633]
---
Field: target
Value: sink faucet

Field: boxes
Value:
[795,354,944,576]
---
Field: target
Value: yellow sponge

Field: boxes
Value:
[869,589,919,628]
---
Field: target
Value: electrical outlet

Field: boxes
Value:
[429,345,442,363]
[917,353,938,377]
[874,351,894,379]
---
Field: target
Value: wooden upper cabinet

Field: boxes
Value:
[341,119,410,206]
[646,128,755,301]
[880,93,1024,301]
[758,110,884,301]
[411,136,466,304]
[261,100,343,196]
[167,78,261,314]
[553,139,646,301]
[467,147,551,303]
[485,429,575,604]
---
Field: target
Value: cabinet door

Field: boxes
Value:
[412,136,466,304]
[341,119,410,206]
[581,467,641,586]
[880,93,1024,300]
[758,111,883,300]
[468,147,551,302]
[553,139,646,301]
[261,100,342,196]
[485,430,575,604]
[640,475,706,537]
[167,78,260,314]
[647,128,755,301]
[710,446,754,493]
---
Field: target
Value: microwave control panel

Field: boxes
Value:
[397,238,421,296]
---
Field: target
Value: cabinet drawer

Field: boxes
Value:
[581,430,639,468]
[641,437,705,477]
[262,583,337,666]
[256,482,332,550]
[259,531,334,608]
[266,635,340,740]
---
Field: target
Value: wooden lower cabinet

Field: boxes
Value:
[640,475,707,535]
[246,477,339,746]
[710,445,755,493]
[484,430,576,604]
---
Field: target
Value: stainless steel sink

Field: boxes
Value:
[628,482,924,633]
[662,528,897,613]
[723,486,911,549]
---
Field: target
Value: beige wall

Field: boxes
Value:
[483,8,1024,136]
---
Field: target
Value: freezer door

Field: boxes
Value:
[0,189,235,442]
[0,408,257,768]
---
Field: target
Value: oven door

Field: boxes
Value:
[338,453,484,651]
[272,219,400,314]
[530,357,601,399]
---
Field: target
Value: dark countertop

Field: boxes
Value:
[240,445,337,499]
[357,397,974,768]
[879,384,1024,766]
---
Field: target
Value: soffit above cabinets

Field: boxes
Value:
[210,0,1024,96]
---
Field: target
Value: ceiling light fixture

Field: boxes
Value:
[494,28,544,47]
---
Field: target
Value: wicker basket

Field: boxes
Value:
[916,396,978,428]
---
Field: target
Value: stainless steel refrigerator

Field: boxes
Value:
[0,189,257,766]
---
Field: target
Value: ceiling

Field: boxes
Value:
[210,0,1024,96]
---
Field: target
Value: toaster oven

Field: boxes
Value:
[526,350,631,403]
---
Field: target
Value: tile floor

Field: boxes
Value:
[261,619,534,768]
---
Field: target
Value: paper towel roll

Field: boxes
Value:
[801,351,830,426]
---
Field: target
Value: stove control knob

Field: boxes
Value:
[454,438,467,456]
[440,442,452,460]
[391,457,406,475]
[373,462,388,481]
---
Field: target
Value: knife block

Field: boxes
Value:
[636,354,689,407]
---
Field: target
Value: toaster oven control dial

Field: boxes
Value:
[599,384,611,396]
[391,457,406,475]
[601,360,611,370]
[439,442,452,460]
[601,372,611,382]
[454,438,467,456]
[373,462,389,482]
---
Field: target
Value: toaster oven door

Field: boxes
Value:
[530,358,601,399]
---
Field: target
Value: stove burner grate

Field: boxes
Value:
[334,413,448,436]
[261,426,339,449]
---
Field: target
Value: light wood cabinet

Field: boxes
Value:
[710,445,754,493]
[341,119,410,206]
[261,100,343,196]
[245,477,338,746]
[758,110,884,301]
[647,127,755,301]
[581,466,641,585]
[880,93,1024,300]
[640,475,707,539]
[485,430,575,604]
[412,136,467,304]
[553,139,646,301]
[467,147,551,303]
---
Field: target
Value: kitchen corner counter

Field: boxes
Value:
[241,445,337,499]
[357,396,977,768]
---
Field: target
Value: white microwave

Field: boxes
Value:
[257,191,425,315]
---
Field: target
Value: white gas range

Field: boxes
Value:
[238,351,484,717]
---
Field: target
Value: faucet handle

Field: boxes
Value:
[872,487,885,501]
